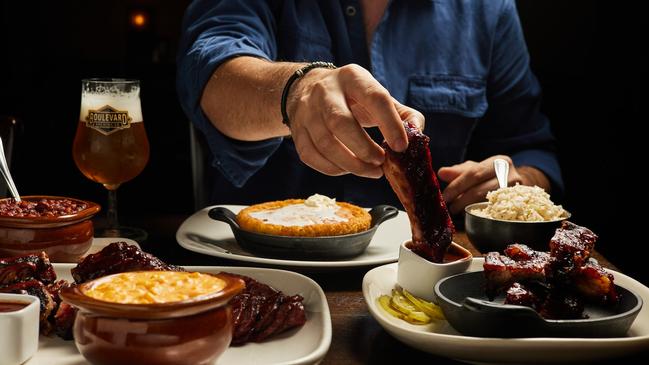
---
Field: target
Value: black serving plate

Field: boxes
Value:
[208,205,398,260]
[434,271,642,338]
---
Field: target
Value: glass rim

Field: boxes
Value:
[82,78,140,84]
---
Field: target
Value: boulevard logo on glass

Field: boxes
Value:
[85,105,132,135]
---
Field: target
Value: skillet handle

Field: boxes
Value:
[208,207,240,229]
[462,297,541,319]
[369,205,399,227]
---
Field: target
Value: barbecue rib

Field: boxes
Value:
[483,222,620,319]
[504,282,540,309]
[382,122,454,262]
[548,221,598,279]
[573,259,619,305]
[52,302,77,340]
[483,249,550,298]
[0,252,56,286]
[71,241,183,283]
[225,273,307,345]
[45,279,77,339]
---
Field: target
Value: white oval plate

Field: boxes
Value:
[363,258,649,364]
[29,265,332,365]
[176,205,410,269]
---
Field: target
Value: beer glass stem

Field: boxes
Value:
[107,189,119,229]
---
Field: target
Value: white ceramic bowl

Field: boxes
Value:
[397,240,473,302]
[0,293,40,365]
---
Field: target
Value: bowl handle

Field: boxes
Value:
[462,297,541,319]
[208,207,240,229]
[369,205,399,227]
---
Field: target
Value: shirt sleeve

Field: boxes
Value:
[176,0,283,188]
[467,0,564,196]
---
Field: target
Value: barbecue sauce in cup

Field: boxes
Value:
[0,301,28,312]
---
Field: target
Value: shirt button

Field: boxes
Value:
[346,5,357,16]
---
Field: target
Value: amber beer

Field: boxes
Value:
[73,79,149,190]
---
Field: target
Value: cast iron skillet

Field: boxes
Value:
[208,205,398,260]
[434,271,642,338]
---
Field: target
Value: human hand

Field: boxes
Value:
[286,64,424,178]
[437,155,525,215]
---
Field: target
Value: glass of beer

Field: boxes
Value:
[73,78,150,241]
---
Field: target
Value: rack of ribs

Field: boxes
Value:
[483,221,620,319]
[382,122,455,263]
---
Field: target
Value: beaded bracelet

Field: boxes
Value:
[280,61,336,127]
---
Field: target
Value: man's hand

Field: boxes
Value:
[286,64,424,179]
[438,155,551,214]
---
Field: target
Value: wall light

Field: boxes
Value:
[130,11,148,29]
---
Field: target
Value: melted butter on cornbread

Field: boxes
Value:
[249,194,349,227]
[82,271,226,304]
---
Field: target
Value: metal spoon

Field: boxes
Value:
[493,158,509,189]
[0,137,21,201]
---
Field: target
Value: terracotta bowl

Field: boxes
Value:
[60,272,245,365]
[0,195,100,262]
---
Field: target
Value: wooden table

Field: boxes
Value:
[122,215,647,365]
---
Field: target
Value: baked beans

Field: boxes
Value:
[0,198,88,218]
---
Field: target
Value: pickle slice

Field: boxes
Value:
[378,295,405,319]
[377,288,444,325]
[405,310,431,324]
[402,289,445,320]
[390,290,418,314]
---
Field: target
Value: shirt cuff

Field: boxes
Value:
[511,149,564,199]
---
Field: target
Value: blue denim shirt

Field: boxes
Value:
[177,0,563,207]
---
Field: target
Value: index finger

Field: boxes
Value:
[341,72,407,152]
[442,159,496,203]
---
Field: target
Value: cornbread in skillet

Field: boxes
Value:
[237,194,370,237]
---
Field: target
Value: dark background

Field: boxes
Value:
[1,1,647,282]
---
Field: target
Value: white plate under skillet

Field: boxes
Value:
[363,258,649,364]
[176,205,411,269]
[29,265,332,365]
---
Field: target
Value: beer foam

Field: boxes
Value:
[80,93,143,123]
